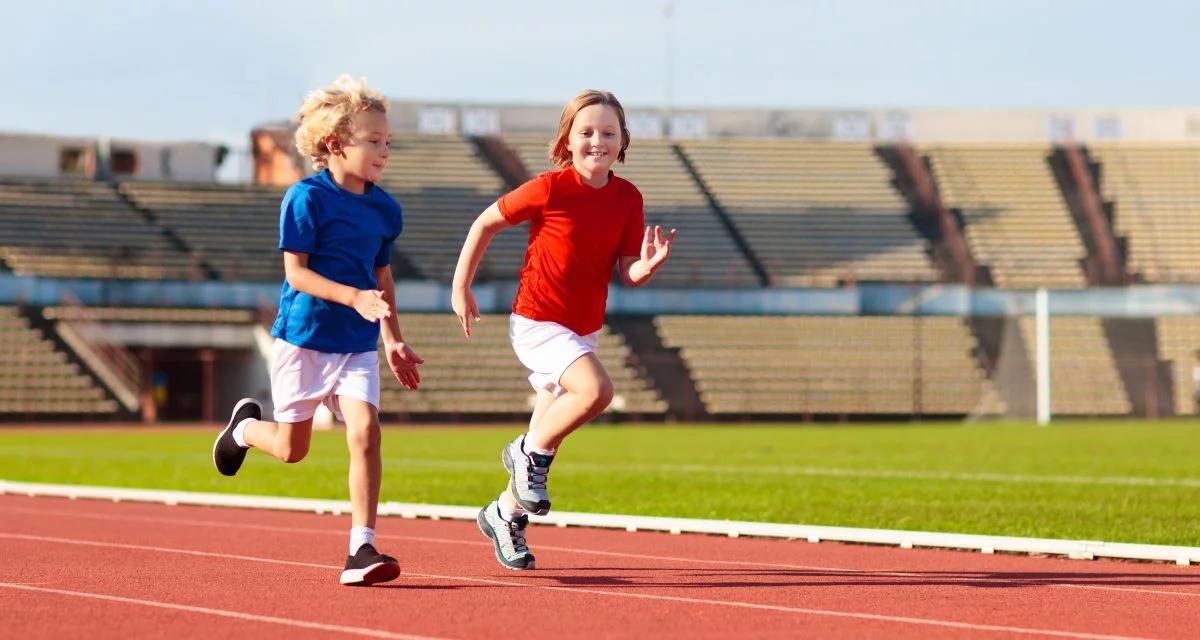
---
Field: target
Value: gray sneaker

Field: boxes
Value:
[502,435,553,516]
[477,501,536,570]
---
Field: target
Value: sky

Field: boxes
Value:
[3,0,1199,151]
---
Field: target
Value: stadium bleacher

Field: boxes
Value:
[925,144,1088,288]
[377,133,523,282]
[680,140,937,287]
[379,314,666,415]
[8,130,1199,421]
[1091,144,1200,283]
[0,306,117,414]
[1016,316,1132,415]
[118,181,285,282]
[0,177,193,280]
[655,315,992,415]
[1154,317,1200,416]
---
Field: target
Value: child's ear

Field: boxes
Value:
[325,134,345,157]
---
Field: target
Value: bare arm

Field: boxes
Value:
[375,265,403,346]
[375,265,423,389]
[283,251,390,321]
[451,203,511,337]
[618,225,677,288]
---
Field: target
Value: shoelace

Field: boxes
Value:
[507,521,529,553]
[526,462,550,490]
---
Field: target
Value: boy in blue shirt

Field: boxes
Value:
[212,75,423,586]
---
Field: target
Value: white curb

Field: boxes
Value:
[3,479,1196,566]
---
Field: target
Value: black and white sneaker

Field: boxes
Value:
[502,435,553,516]
[212,398,260,477]
[477,501,536,570]
[339,543,401,586]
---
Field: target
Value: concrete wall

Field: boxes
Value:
[109,139,218,182]
[0,134,94,178]
[384,100,1200,143]
[0,133,219,181]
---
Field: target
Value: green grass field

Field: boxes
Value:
[3,420,1199,546]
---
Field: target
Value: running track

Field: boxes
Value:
[2,494,1199,639]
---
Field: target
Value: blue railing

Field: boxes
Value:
[3,275,1200,317]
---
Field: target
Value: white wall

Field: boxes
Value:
[385,100,1200,143]
[0,134,93,178]
[0,133,220,181]
[110,139,218,182]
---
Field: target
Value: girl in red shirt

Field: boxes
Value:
[452,90,675,570]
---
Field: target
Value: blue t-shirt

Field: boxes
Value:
[270,170,403,353]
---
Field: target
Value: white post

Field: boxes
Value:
[1035,288,1051,426]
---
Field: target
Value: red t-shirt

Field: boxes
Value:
[498,167,645,336]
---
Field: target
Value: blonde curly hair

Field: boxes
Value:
[294,75,388,170]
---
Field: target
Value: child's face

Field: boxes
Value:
[566,104,622,176]
[334,110,391,184]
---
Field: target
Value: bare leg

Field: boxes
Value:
[500,389,559,512]
[243,417,313,463]
[528,388,557,435]
[339,397,382,530]
[526,354,613,451]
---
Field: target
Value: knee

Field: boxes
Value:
[347,422,381,454]
[580,378,614,411]
[278,444,309,464]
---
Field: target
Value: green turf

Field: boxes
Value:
[2,420,1199,546]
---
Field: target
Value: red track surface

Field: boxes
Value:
[2,494,1199,639]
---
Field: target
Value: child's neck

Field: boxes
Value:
[572,163,609,189]
[326,164,367,195]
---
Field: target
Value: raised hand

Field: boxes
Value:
[352,289,391,322]
[385,341,424,390]
[640,225,677,271]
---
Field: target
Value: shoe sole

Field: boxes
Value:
[501,445,551,516]
[476,508,536,571]
[212,398,257,476]
[339,561,401,586]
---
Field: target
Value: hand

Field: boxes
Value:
[385,341,424,390]
[640,225,676,272]
[451,286,481,338]
[352,289,390,322]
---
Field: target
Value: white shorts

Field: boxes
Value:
[270,339,380,423]
[509,314,599,398]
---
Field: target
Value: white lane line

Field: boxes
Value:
[634,463,1200,489]
[0,581,446,640]
[5,505,1200,598]
[0,532,1165,640]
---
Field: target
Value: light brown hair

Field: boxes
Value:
[548,90,629,168]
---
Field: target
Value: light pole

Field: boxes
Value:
[663,0,675,134]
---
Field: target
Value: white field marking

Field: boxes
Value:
[0,532,1158,640]
[566,462,1200,489]
[0,582,446,640]
[1053,583,1200,598]
[7,505,1200,599]
[7,506,1200,600]
[4,445,1198,488]
[0,532,336,569]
